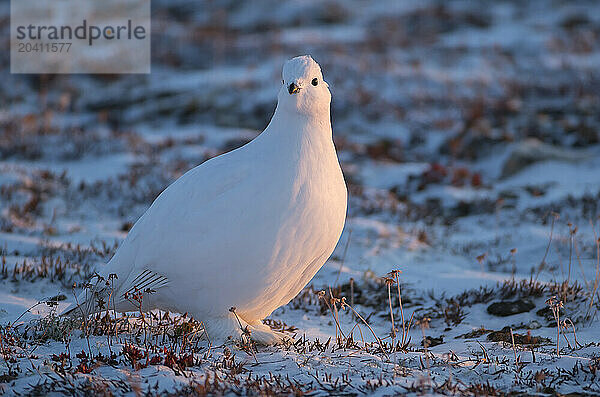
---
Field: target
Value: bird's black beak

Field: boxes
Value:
[288,82,300,95]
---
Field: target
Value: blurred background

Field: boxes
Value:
[1,2,600,393]
[0,0,599,287]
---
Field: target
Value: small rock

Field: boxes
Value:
[456,327,492,339]
[421,336,444,348]
[501,138,591,178]
[487,299,535,317]
[487,326,551,346]
[536,306,564,321]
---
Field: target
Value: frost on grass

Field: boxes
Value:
[1,271,600,395]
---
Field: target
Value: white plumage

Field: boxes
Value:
[66,55,347,344]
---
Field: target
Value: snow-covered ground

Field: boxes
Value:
[1,0,600,395]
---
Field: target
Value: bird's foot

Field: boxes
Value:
[203,313,290,346]
[247,321,292,345]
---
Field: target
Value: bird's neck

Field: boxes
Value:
[262,105,333,153]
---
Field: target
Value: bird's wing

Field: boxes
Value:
[74,148,257,310]
[62,146,257,317]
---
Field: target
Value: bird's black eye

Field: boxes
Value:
[282,79,285,84]
[311,78,318,86]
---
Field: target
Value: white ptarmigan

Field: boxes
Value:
[66,55,347,344]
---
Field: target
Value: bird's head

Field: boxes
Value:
[278,55,331,118]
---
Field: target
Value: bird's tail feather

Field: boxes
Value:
[60,269,169,317]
